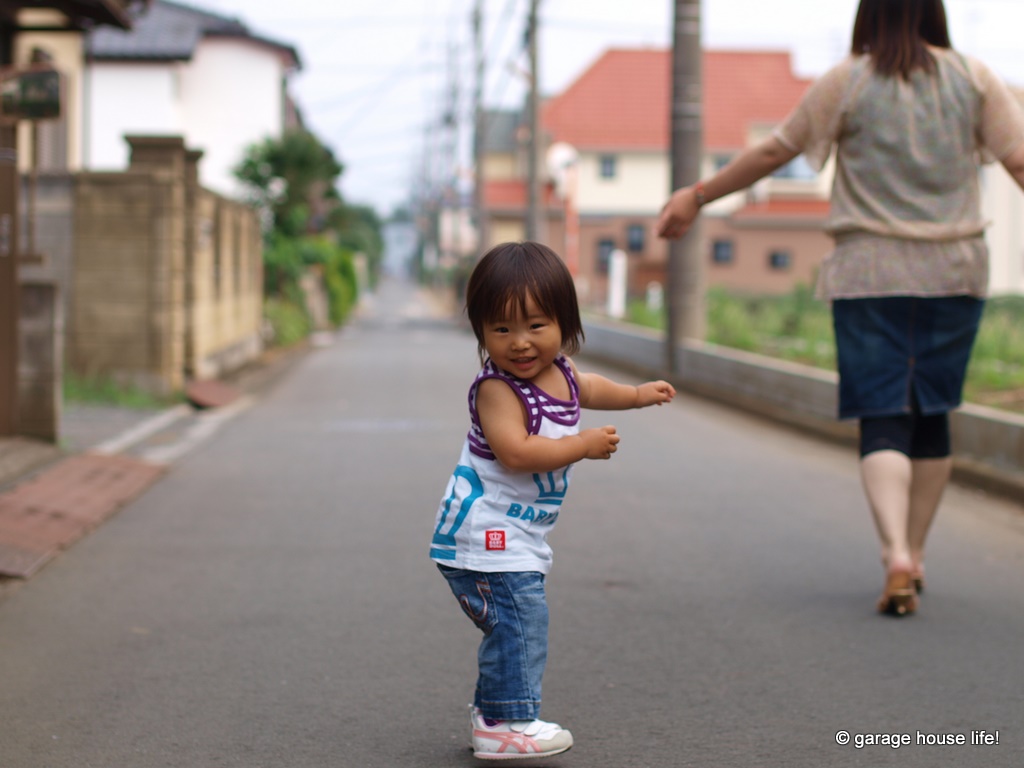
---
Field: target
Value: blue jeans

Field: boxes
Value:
[437,566,548,720]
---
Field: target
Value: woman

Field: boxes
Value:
[658,0,1024,616]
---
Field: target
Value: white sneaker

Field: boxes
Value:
[470,705,574,760]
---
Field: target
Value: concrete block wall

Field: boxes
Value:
[187,187,262,380]
[71,168,183,394]
[69,136,263,395]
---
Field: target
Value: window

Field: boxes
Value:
[627,224,645,252]
[711,240,734,265]
[599,154,617,179]
[771,155,817,180]
[597,238,615,274]
[768,250,792,270]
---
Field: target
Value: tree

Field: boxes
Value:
[234,129,344,238]
[329,204,383,283]
[233,130,385,344]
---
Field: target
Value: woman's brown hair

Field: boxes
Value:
[465,241,584,362]
[851,0,952,79]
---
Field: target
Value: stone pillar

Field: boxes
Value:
[124,135,187,395]
[126,135,187,177]
[17,281,59,441]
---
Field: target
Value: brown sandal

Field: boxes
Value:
[877,570,919,616]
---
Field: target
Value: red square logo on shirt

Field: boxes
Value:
[485,530,506,551]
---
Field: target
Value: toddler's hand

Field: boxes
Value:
[580,425,620,460]
[637,380,676,407]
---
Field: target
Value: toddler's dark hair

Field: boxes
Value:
[465,241,584,362]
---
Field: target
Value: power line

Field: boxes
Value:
[304,58,445,116]
[326,49,442,135]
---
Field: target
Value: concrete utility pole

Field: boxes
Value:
[525,0,544,243]
[666,0,705,373]
[445,40,460,262]
[0,26,19,436]
[472,0,487,256]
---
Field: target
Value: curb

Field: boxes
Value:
[89,403,194,456]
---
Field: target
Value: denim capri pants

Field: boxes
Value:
[832,296,984,420]
[437,565,549,721]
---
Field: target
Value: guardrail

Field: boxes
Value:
[581,315,1024,502]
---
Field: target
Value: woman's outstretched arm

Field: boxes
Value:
[657,136,799,240]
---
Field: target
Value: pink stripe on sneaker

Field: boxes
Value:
[474,728,542,754]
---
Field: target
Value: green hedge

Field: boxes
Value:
[262,235,360,346]
[263,297,311,348]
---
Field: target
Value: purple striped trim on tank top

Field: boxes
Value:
[467,356,580,460]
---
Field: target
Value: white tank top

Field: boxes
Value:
[430,356,580,573]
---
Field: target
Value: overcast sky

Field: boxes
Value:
[197,0,1024,216]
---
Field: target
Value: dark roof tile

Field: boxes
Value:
[86,0,298,67]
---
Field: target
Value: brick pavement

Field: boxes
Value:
[0,341,308,583]
[0,452,166,578]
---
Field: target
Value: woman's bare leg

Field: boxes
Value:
[860,450,914,570]
[907,456,953,584]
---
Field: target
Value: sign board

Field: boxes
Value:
[0,67,62,122]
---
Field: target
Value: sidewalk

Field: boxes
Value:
[0,342,309,581]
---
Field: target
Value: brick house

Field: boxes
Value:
[479,49,829,306]
[483,47,1024,304]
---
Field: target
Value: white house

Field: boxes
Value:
[83,0,301,197]
[980,91,1024,296]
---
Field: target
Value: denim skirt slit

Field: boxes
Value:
[832,296,984,420]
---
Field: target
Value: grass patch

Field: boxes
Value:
[627,285,835,367]
[263,297,312,348]
[964,295,1024,408]
[63,371,180,409]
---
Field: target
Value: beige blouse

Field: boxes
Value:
[774,48,1024,299]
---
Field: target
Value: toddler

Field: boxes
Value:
[430,241,675,760]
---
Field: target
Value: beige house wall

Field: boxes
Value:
[482,152,518,180]
[13,11,85,172]
[574,150,667,214]
[487,217,527,250]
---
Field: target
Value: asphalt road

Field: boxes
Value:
[2,279,1023,768]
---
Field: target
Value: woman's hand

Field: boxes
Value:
[656,185,701,240]
[657,137,799,240]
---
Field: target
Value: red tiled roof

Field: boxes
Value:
[542,49,813,152]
